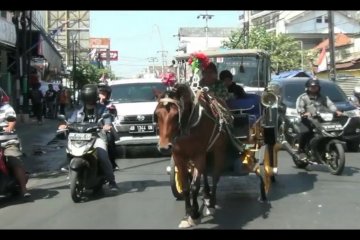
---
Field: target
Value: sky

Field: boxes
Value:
[90,11,242,78]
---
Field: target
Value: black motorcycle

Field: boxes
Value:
[282,108,348,175]
[58,113,111,203]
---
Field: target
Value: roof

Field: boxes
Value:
[272,70,314,80]
[179,27,238,38]
[271,77,333,85]
[175,49,269,60]
[313,33,352,50]
[108,78,162,86]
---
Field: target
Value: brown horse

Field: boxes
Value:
[154,83,231,228]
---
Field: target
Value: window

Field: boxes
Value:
[282,81,347,108]
[324,16,329,23]
[0,11,6,18]
[316,16,322,23]
[213,56,267,87]
[251,11,263,16]
[111,82,167,103]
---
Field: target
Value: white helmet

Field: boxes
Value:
[354,86,360,95]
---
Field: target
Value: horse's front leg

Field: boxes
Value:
[173,153,191,223]
[178,155,205,228]
[202,167,211,206]
[208,147,225,213]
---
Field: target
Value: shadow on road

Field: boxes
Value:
[42,179,170,203]
[85,179,170,202]
[268,172,318,201]
[29,170,68,179]
[0,188,59,209]
[304,164,360,176]
[199,171,317,229]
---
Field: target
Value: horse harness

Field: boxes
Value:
[158,87,233,152]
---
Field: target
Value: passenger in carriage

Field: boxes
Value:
[219,70,246,99]
[199,62,229,103]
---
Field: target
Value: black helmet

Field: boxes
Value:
[81,84,98,105]
[98,83,112,99]
[305,79,320,88]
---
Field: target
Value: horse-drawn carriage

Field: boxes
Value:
[154,49,281,228]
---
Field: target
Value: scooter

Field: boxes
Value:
[57,113,111,203]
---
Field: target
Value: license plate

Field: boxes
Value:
[129,125,154,133]
[68,133,92,140]
[323,123,342,131]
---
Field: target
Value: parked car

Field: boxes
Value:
[109,78,167,156]
[269,77,360,152]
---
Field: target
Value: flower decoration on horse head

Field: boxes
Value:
[160,71,176,87]
[187,52,210,74]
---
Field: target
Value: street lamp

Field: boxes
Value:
[197,11,214,50]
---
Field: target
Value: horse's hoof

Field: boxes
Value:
[203,198,211,207]
[257,196,269,203]
[204,207,215,216]
[178,216,200,228]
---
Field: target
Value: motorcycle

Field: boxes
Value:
[281,107,349,175]
[0,116,28,198]
[57,113,111,203]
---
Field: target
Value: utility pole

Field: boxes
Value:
[72,38,77,103]
[20,11,28,116]
[197,11,214,50]
[157,50,167,75]
[328,11,336,82]
[243,11,252,48]
[147,57,158,76]
[12,11,21,112]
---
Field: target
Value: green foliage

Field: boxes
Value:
[223,26,307,73]
[71,63,115,89]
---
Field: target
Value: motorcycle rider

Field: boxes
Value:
[296,78,342,159]
[350,86,360,108]
[98,83,119,170]
[0,91,31,198]
[58,84,119,192]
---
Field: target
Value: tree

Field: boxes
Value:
[71,63,115,89]
[223,26,304,73]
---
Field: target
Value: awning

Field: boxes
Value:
[0,18,16,48]
[21,30,62,72]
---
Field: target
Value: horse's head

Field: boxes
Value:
[154,84,192,155]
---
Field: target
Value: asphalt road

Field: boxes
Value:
[1,145,360,229]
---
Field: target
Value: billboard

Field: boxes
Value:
[98,51,118,61]
[89,38,110,49]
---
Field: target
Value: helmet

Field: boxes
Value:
[305,79,320,88]
[354,86,360,98]
[98,83,112,99]
[81,84,98,105]
[305,78,321,92]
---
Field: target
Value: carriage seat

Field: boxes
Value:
[227,94,262,139]
[227,94,261,121]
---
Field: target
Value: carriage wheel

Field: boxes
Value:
[258,165,267,202]
[170,156,184,200]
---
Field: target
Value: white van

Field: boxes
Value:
[109,78,166,148]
